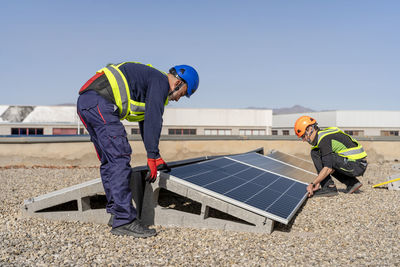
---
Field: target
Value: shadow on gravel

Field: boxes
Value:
[158,188,255,226]
[369,187,388,190]
[337,189,363,194]
[273,198,309,233]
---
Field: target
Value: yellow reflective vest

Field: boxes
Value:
[311,127,367,160]
[97,62,168,122]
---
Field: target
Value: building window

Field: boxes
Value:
[282,130,290,136]
[381,130,399,136]
[131,128,140,135]
[168,129,196,135]
[239,129,266,136]
[52,128,78,135]
[11,128,19,135]
[271,130,278,136]
[204,129,232,135]
[205,129,217,135]
[344,130,364,136]
[11,128,44,136]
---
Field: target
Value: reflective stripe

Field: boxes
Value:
[130,101,145,112]
[98,62,169,122]
[105,66,129,119]
[315,128,339,146]
[126,114,145,122]
[126,94,169,122]
[312,127,367,160]
[339,147,365,156]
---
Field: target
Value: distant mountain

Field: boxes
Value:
[56,103,76,106]
[247,105,315,115]
[272,105,315,115]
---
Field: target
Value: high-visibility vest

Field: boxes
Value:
[97,62,169,122]
[311,127,367,160]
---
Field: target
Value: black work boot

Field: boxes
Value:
[313,184,339,197]
[346,182,363,194]
[313,177,339,197]
[110,219,157,238]
[107,214,114,227]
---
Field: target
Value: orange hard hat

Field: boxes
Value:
[294,116,316,138]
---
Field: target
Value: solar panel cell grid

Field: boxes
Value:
[205,177,245,194]
[245,188,282,210]
[252,172,280,187]
[168,153,308,224]
[266,195,300,218]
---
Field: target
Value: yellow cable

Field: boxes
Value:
[372,177,400,188]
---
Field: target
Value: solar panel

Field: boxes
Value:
[231,152,316,184]
[168,152,308,224]
[267,150,316,173]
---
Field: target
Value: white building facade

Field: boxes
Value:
[0,106,273,137]
[2,106,399,137]
[273,110,400,137]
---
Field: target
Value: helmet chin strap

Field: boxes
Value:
[168,86,180,97]
[168,83,184,100]
[306,126,315,144]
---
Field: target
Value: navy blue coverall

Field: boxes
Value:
[77,63,169,228]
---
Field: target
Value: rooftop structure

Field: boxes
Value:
[0,106,272,136]
[273,110,400,137]
[1,106,399,137]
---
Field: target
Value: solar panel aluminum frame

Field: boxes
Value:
[163,155,308,225]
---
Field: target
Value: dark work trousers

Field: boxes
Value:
[311,149,367,188]
[77,90,136,228]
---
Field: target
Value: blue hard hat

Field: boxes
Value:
[170,65,199,97]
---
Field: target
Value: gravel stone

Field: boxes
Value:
[0,162,399,266]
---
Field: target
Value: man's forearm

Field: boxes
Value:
[313,167,333,185]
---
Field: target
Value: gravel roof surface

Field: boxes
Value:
[1,163,399,266]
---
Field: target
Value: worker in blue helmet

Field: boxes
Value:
[168,65,200,99]
[77,62,199,238]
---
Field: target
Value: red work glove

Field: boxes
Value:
[145,158,171,183]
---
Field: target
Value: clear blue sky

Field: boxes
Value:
[1,0,399,111]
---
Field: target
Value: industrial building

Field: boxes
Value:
[0,105,272,136]
[1,105,400,137]
[272,110,400,137]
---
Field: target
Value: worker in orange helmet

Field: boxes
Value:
[294,116,368,197]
